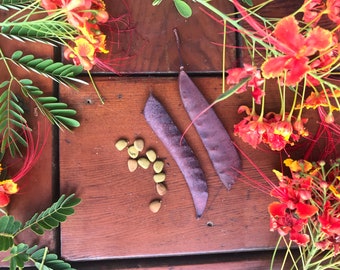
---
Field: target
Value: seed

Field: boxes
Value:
[153,160,164,173]
[128,145,139,159]
[115,139,128,151]
[146,149,157,162]
[134,139,144,152]
[137,157,150,169]
[149,199,162,213]
[153,173,166,183]
[156,183,167,196]
[127,159,138,172]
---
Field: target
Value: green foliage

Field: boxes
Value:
[173,0,192,18]
[0,216,21,251]
[11,51,84,89]
[0,82,29,157]
[23,194,81,235]
[0,50,83,156]
[0,0,35,11]
[0,194,80,269]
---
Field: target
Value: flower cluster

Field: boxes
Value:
[40,0,110,70]
[223,0,340,151]
[269,159,340,258]
[0,164,19,208]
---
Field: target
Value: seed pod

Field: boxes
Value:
[115,139,128,151]
[153,173,166,183]
[128,145,139,159]
[146,149,157,162]
[127,159,138,172]
[149,199,162,213]
[153,160,164,173]
[156,183,167,196]
[137,157,150,169]
[134,139,144,152]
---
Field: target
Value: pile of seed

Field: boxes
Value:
[115,138,167,213]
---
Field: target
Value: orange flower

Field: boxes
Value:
[0,179,19,207]
[261,16,333,86]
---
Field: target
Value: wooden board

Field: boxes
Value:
[93,0,236,74]
[59,76,290,261]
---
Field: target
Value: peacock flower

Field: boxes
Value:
[261,16,333,86]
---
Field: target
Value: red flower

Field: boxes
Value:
[302,0,325,25]
[326,0,340,25]
[0,180,19,207]
[227,64,264,104]
[261,16,333,86]
[234,106,269,148]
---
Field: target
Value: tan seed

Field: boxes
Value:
[156,183,167,196]
[153,173,166,183]
[149,199,162,213]
[137,157,150,169]
[153,160,164,173]
[128,145,139,159]
[134,139,144,152]
[127,159,138,172]
[115,139,128,151]
[146,149,157,162]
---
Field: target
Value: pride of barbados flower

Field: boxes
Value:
[40,0,109,70]
[268,159,340,268]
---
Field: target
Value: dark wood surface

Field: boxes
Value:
[1,1,313,269]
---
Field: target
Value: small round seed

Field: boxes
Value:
[146,149,157,162]
[153,160,164,173]
[156,183,167,196]
[149,199,162,213]
[137,157,150,169]
[134,139,144,152]
[127,159,138,172]
[153,173,166,183]
[128,145,139,159]
[115,139,128,151]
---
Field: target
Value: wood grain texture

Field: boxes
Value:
[95,0,236,74]
[58,76,300,261]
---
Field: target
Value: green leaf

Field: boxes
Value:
[19,78,33,85]
[213,77,251,104]
[55,116,80,128]
[173,0,192,18]
[11,50,23,60]
[242,0,253,6]
[0,80,10,89]
[0,216,22,251]
[152,0,163,5]
[23,194,81,236]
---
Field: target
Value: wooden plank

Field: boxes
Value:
[96,0,236,74]
[58,76,299,261]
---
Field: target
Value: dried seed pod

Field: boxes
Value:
[127,159,138,172]
[153,173,166,183]
[156,183,167,196]
[134,139,144,152]
[115,139,128,151]
[149,199,162,213]
[137,157,150,169]
[128,145,139,159]
[153,160,164,173]
[146,149,157,162]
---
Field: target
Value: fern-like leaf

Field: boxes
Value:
[0,216,22,251]
[31,247,76,270]
[0,80,29,156]
[1,21,78,45]
[12,50,86,89]
[4,244,75,270]
[23,194,81,235]
[20,80,80,129]
[0,0,35,11]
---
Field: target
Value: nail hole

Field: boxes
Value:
[86,99,92,104]
[206,221,214,227]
